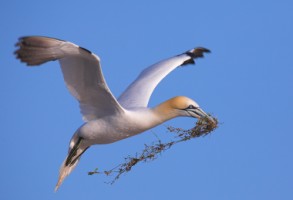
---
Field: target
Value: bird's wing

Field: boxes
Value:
[15,36,125,121]
[118,48,210,109]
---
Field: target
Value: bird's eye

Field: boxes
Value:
[187,105,195,109]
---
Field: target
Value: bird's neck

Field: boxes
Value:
[152,100,179,123]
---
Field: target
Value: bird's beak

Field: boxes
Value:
[186,107,215,123]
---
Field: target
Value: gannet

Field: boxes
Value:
[15,36,211,191]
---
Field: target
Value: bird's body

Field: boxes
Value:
[78,108,157,144]
[15,36,211,191]
[78,96,203,145]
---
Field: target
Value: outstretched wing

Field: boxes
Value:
[15,36,125,121]
[118,48,210,109]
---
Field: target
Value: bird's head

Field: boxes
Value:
[154,96,212,121]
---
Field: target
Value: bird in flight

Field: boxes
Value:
[15,36,211,191]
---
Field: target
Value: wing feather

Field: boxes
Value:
[118,48,210,109]
[15,36,124,121]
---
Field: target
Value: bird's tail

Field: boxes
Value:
[55,135,89,192]
[55,157,80,191]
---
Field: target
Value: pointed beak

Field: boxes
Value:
[187,107,207,118]
[187,107,215,123]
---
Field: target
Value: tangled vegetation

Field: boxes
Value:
[88,115,218,184]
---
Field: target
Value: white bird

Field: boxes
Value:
[15,36,211,191]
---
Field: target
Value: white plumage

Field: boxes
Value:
[15,36,211,191]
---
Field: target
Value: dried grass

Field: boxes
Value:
[88,114,218,184]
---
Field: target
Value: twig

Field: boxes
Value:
[88,114,218,184]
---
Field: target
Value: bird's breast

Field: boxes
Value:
[79,109,162,145]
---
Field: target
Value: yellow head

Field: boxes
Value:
[153,96,208,121]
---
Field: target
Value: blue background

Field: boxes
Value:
[1,0,292,199]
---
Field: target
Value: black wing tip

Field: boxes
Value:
[180,47,211,66]
[181,59,195,66]
[15,36,66,48]
[186,47,211,58]
[15,37,26,48]
[14,36,66,66]
[17,35,66,41]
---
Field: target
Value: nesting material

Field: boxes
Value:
[88,114,218,184]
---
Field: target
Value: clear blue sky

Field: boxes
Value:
[1,0,292,199]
